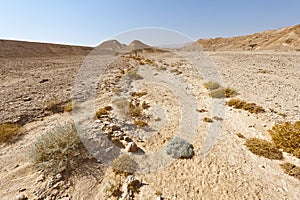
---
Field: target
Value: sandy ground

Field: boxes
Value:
[0,50,299,199]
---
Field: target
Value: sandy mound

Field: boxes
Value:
[0,40,92,58]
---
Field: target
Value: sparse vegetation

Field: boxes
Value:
[196,108,208,113]
[111,154,138,175]
[170,68,182,75]
[236,133,246,139]
[244,138,283,160]
[126,69,143,80]
[268,121,300,158]
[45,98,64,113]
[280,162,300,180]
[0,122,21,144]
[166,137,194,159]
[130,91,147,97]
[203,81,221,90]
[134,120,148,127]
[213,116,223,121]
[29,123,89,175]
[128,102,142,118]
[95,108,109,118]
[203,117,213,123]
[227,98,265,113]
[141,101,150,109]
[104,181,123,198]
[208,87,237,98]
[64,101,74,112]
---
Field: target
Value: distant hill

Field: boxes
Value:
[0,40,93,58]
[197,24,300,51]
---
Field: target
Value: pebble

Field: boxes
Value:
[125,142,138,152]
[15,194,28,200]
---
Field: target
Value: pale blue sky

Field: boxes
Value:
[0,0,299,46]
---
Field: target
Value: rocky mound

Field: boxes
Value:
[197,24,300,51]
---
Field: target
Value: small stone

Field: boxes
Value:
[112,138,125,148]
[55,173,62,181]
[23,97,31,102]
[95,119,101,123]
[125,142,138,152]
[15,194,28,200]
[123,136,132,142]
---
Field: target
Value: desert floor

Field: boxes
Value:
[0,50,299,199]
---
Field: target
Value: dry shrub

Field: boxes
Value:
[203,81,221,90]
[203,117,213,123]
[45,98,64,113]
[64,101,74,112]
[236,133,246,139]
[96,108,109,118]
[209,87,237,98]
[242,103,265,113]
[29,123,89,175]
[130,91,147,97]
[280,163,300,180]
[227,99,265,113]
[134,120,148,127]
[128,102,142,118]
[0,122,21,144]
[244,138,283,160]
[269,121,300,158]
[170,69,182,75]
[112,154,138,175]
[144,58,154,64]
[141,101,150,109]
[126,69,143,80]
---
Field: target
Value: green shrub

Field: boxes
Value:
[244,138,283,160]
[111,154,138,175]
[269,121,300,158]
[29,123,89,175]
[166,137,194,159]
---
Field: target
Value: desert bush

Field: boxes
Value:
[209,87,237,98]
[236,133,246,139]
[280,162,300,180]
[244,138,283,160]
[213,116,223,121]
[166,137,194,159]
[95,108,109,118]
[111,154,138,175]
[64,101,74,112]
[269,121,300,158]
[203,81,221,90]
[128,102,142,118]
[134,120,148,127]
[203,117,213,123]
[0,122,20,144]
[141,101,150,109]
[29,123,89,175]
[170,69,182,75]
[227,99,265,113]
[242,103,265,113]
[126,69,143,80]
[45,98,64,113]
[130,91,147,97]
